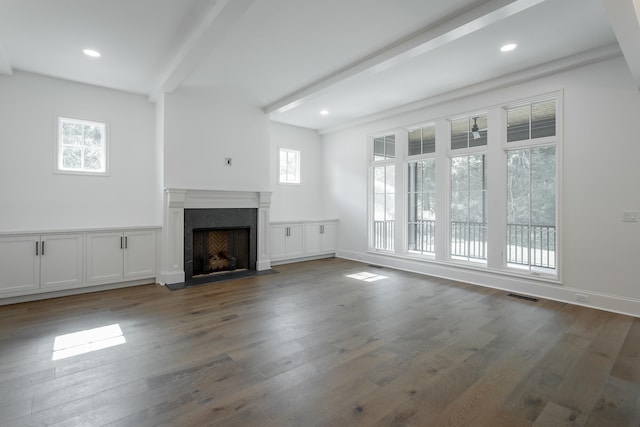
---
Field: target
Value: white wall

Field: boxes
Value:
[163,87,270,191]
[0,71,160,231]
[323,56,640,316]
[269,122,327,221]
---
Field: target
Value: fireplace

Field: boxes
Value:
[192,228,250,277]
[161,189,271,286]
[184,208,257,284]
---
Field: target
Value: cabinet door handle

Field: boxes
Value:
[35,241,39,256]
[285,227,290,237]
[125,236,128,249]
[41,241,45,255]
[320,225,324,234]
[120,236,123,249]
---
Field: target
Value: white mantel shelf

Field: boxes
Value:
[160,189,272,285]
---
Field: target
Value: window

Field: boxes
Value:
[373,135,395,160]
[408,159,436,254]
[407,124,436,255]
[505,99,557,273]
[363,93,559,279]
[450,154,487,262]
[279,148,300,184]
[451,114,487,150]
[408,125,435,156]
[57,117,107,174]
[371,134,395,251]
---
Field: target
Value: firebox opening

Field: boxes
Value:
[192,227,250,278]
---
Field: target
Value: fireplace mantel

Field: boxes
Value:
[161,189,272,285]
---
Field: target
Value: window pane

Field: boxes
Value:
[84,124,103,147]
[408,129,421,156]
[374,137,385,160]
[451,154,487,261]
[422,125,436,153]
[374,166,385,193]
[531,101,556,139]
[451,118,468,150]
[385,135,395,159]
[62,122,83,146]
[385,164,395,191]
[386,194,395,220]
[507,105,530,142]
[469,115,487,147]
[506,147,556,270]
[374,194,385,221]
[62,147,82,169]
[83,148,102,170]
[530,146,556,226]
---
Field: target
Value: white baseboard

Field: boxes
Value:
[336,249,640,318]
[0,279,156,306]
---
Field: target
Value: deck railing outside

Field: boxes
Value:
[375,220,556,269]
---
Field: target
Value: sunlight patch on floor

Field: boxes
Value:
[346,272,388,282]
[52,323,126,360]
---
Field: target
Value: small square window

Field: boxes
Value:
[57,117,107,175]
[279,148,300,184]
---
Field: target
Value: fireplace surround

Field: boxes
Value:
[161,189,271,286]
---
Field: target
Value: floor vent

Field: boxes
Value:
[507,293,539,302]
[368,264,384,268]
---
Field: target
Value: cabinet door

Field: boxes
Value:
[86,232,124,284]
[286,224,304,257]
[0,236,39,293]
[304,223,323,255]
[123,230,156,279]
[270,225,288,259]
[320,223,337,253]
[40,234,84,289]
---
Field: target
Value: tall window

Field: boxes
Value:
[371,135,395,251]
[450,154,487,261]
[407,125,436,254]
[279,148,300,184]
[505,100,557,273]
[57,117,107,174]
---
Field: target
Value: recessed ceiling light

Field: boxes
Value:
[83,48,101,58]
[500,43,517,53]
[320,109,329,116]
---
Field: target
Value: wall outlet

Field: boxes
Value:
[575,293,589,303]
[224,157,232,166]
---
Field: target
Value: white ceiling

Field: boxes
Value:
[0,0,638,132]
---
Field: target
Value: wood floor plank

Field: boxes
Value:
[0,258,638,426]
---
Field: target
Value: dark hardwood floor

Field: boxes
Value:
[1,258,639,426]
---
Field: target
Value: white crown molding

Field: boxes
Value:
[319,44,622,135]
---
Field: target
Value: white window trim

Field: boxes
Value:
[363,91,562,284]
[501,93,562,280]
[278,148,301,185]
[55,115,109,176]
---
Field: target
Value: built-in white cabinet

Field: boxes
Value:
[87,230,156,285]
[0,234,83,294]
[304,222,337,255]
[270,220,338,263]
[0,227,158,300]
[270,224,304,260]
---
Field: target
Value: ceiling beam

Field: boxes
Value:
[602,0,640,89]
[265,0,548,116]
[149,0,256,102]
